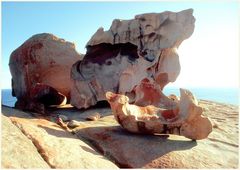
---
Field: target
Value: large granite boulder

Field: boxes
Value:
[9,33,82,112]
[70,9,195,109]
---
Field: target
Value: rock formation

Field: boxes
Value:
[71,9,195,109]
[9,9,196,112]
[105,89,212,140]
[9,33,82,112]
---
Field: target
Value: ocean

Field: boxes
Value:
[1,88,239,107]
[163,87,239,106]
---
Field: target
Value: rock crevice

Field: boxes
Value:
[10,119,56,168]
[2,106,119,169]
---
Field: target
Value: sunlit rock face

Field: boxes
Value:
[106,89,212,140]
[9,33,82,112]
[71,9,195,109]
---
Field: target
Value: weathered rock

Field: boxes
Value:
[58,114,70,122]
[87,9,194,61]
[47,100,238,168]
[38,99,238,168]
[1,106,118,169]
[9,33,82,112]
[131,78,176,106]
[106,88,212,140]
[67,120,83,128]
[71,9,195,109]
[1,115,50,168]
[86,112,101,121]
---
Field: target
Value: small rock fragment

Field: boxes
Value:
[56,117,69,130]
[58,114,69,122]
[86,112,101,121]
[68,120,82,128]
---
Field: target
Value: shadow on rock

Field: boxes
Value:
[74,125,197,168]
[37,125,77,139]
[1,105,48,119]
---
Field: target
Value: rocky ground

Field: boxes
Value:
[1,100,239,168]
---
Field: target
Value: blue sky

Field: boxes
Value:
[1,1,239,88]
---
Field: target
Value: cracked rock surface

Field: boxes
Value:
[1,99,238,168]
[50,100,237,168]
[1,106,118,169]
[1,115,50,168]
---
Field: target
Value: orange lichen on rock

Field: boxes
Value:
[106,89,212,140]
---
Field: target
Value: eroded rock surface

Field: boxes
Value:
[71,9,195,109]
[9,33,82,112]
[47,100,238,168]
[106,89,212,140]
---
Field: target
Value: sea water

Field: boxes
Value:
[1,88,239,107]
[163,87,239,106]
[1,89,17,107]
